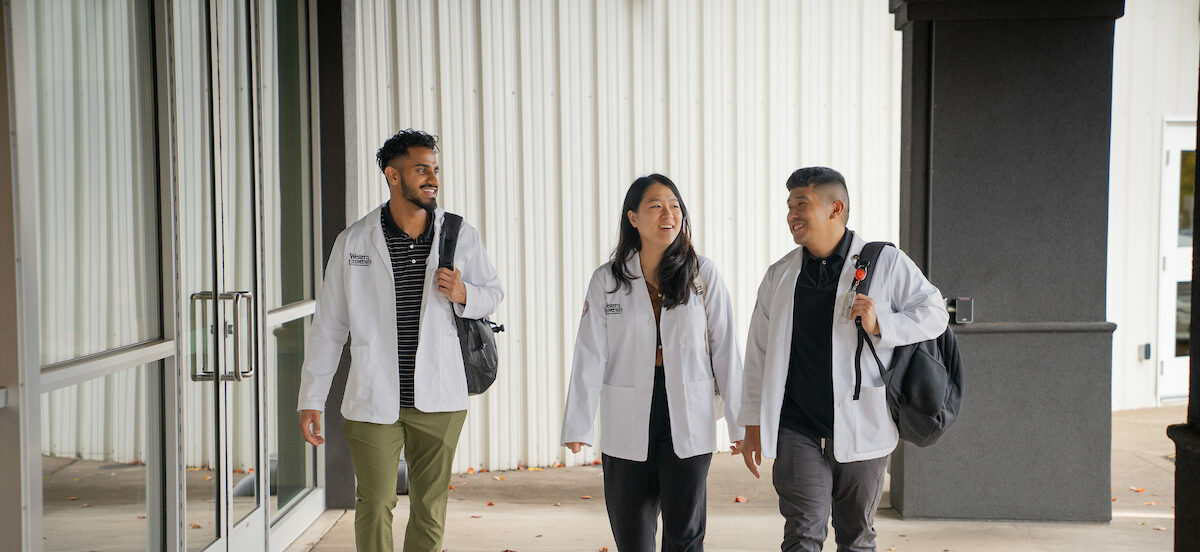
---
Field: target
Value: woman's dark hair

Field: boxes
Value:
[610,174,699,308]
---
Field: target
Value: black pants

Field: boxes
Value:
[602,366,712,552]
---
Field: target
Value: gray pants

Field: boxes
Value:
[772,427,888,552]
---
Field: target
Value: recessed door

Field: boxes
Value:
[1158,119,1195,403]
[172,0,267,550]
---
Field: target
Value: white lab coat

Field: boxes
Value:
[297,205,504,421]
[738,231,948,462]
[560,253,745,462]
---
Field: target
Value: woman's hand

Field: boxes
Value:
[729,440,744,455]
[564,442,587,453]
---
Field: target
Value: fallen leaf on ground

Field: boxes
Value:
[81,504,91,507]
[494,476,506,480]
[1138,521,1147,526]
[233,469,245,474]
[467,467,475,474]
[189,523,202,529]
[581,495,593,499]
[518,465,525,470]
[734,496,748,503]
[73,478,82,481]
[600,548,609,552]
[591,460,601,465]
[1112,497,1117,502]
[887,548,897,551]
[449,485,455,490]
[529,467,543,471]
[536,534,543,538]
[554,502,561,506]
[202,476,213,481]
[68,497,79,501]
[1144,501,1158,506]
[470,515,482,519]
[487,502,495,506]
[247,468,255,473]
[1154,527,1168,531]
[554,462,565,468]
[480,469,488,473]
[187,467,202,472]
[1130,487,1146,493]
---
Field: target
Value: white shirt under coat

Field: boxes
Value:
[297,205,504,421]
[561,253,746,462]
[738,231,948,463]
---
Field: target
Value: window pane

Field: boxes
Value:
[1179,150,1195,247]
[1177,281,1191,357]
[265,0,316,309]
[41,363,156,551]
[27,1,161,364]
[267,316,317,521]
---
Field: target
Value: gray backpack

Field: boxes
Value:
[438,213,504,395]
[851,242,964,447]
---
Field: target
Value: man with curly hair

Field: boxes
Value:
[298,129,504,551]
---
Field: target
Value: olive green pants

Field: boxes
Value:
[343,409,467,552]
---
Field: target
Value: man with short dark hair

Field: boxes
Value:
[738,167,947,552]
[298,129,504,552]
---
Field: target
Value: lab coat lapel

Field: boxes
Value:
[368,206,393,276]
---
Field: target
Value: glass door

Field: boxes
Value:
[173,0,267,550]
[1158,119,1195,403]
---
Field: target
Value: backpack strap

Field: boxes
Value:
[438,212,464,270]
[852,241,893,400]
[693,274,710,355]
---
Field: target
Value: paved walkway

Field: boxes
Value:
[288,405,1184,551]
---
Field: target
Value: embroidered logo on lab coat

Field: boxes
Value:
[605,303,623,315]
[348,253,372,266]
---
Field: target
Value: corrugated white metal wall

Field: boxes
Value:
[1108,0,1200,410]
[351,0,904,471]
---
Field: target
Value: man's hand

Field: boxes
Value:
[564,442,587,453]
[737,425,762,478]
[850,293,879,335]
[435,266,468,304]
[300,410,325,446]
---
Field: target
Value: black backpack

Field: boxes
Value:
[438,213,505,395]
[851,242,963,447]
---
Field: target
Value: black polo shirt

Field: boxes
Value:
[381,203,434,409]
[779,229,854,439]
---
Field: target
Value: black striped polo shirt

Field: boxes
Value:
[381,203,434,409]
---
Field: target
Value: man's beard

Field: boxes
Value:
[401,180,437,210]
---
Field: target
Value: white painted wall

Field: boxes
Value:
[1108,0,1200,410]
[351,0,904,470]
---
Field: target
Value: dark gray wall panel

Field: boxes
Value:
[927,19,1112,324]
[892,330,1112,520]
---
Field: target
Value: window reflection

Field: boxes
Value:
[41,363,155,551]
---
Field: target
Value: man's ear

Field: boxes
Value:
[384,165,400,187]
[830,199,846,221]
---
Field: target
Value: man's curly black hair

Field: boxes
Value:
[376,129,439,173]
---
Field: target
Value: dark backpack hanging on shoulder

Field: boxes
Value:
[851,242,964,447]
[439,213,505,395]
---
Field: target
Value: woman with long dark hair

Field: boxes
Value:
[560,174,744,551]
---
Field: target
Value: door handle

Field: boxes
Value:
[189,291,217,381]
[219,291,257,382]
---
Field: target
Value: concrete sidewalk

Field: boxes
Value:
[287,405,1183,551]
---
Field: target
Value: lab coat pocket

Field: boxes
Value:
[599,384,638,452]
[346,344,372,404]
[686,379,710,422]
[853,385,895,450]
[685,377,717,447]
